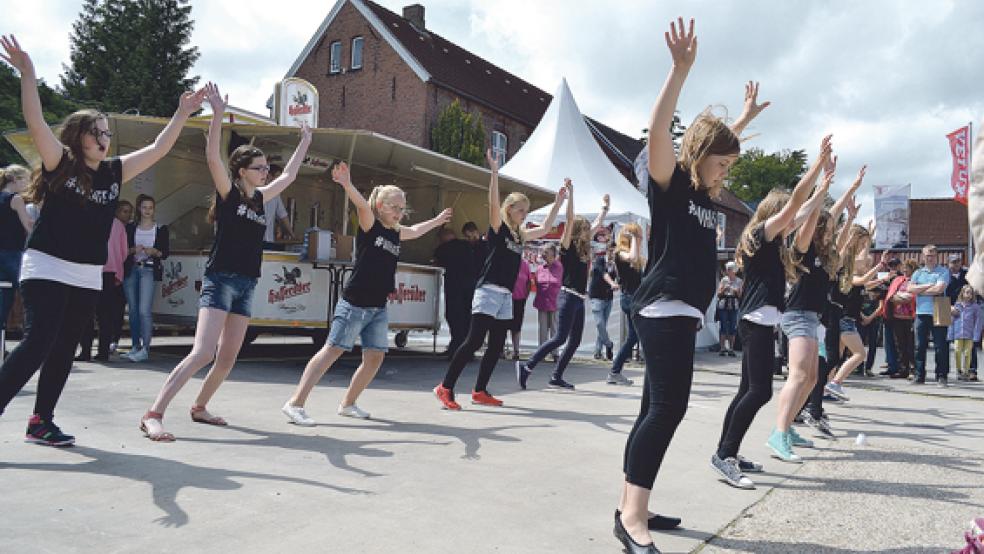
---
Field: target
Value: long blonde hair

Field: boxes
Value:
[839,224,871,293]
[569,216,592,261]
[809,210,840,279]
[0,164,30,191]
[615,222,644,270]
[368,184,406,230]
[678,109,741,195]
[499,192,528,243]
[736,190,801,282]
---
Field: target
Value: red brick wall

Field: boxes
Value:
[425,87,533,161]
[293,2,429,146]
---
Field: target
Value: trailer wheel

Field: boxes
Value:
[311,329,329,346]
[395,330,409,349]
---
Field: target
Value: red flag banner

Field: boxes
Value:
[947,125,970,205]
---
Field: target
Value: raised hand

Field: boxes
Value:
[0,35,34,76]
[555,185,568,203]
[817,134,833,167]
[299,121,312,144]
[664,17,697,69]
[819,169,834,193]
[331,161,351,186]
[742,81,771,120]
[851,165,868,189]
[602,193,611,209]
[879,248,890,266]
[846,196,860,221]
[436,208,453,225]
[564,177,573,192]
[485,148,498,174]
[178,87,207,117]
[204,82,227,115]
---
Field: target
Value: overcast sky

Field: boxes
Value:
[3,0,983,223]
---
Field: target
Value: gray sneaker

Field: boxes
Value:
[737,454,764,473]
[824,381,850,401]
[937,376,949,388]
[606,372,634,386]
[710,453,755,489]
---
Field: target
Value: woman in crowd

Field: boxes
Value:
[140,83,311,441]
[533,244,563,362]
[590,227,617,361]
[76,207,127,362]
[884,259,919,379]
[607,223,645,386]
[716,261,742,357]
[0,164,32,343]
[507,253,532,361]
[124,194,170,362]
[0,35,205,446]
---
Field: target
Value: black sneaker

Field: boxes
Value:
[737,454,764,473]
[727,350,737,358]
[719,350,727,357]
[516,361,531,390]
[593,351,603,360]
[793,410,806,424]
[25,415,75,447]
[803,413,835,439]
[605,344,613,361]
[548,378,575,390]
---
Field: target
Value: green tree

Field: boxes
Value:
[431,99,487,166]
[61,0,199,116]
[727,147,808,203]
[0,64,84,167]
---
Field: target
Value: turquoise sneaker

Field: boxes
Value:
[767,429,802,463]
[789,427,815,449]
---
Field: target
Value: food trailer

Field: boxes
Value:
[4,116,553,348]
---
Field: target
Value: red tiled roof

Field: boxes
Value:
[908,198,968,246]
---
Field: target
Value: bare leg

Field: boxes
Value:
[510,329,520,355]
[341,349,385,407]
[193,314,250,409]
[288,344,347,406]
[619,481,654,546]
[775,336,818,432]
[832,333,865,383]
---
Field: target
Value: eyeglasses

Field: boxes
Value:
[385,203,408,214]
[247,165,271,173]
[89,129,113,140]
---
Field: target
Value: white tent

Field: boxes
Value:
[500,79,649,224]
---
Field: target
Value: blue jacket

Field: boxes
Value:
[948,301,982,341]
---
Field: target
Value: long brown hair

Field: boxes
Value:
[208,145,264,223]
[736,190,801,282]
[0,164,30,191]
[678,109,741,195]
[26,109,108,204]
[839,224,871,293]
[806,210,839,279]
[569,216,592,261]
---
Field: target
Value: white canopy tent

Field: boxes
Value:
[500,79,649,225]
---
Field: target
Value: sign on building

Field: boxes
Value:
[274,78,319,128]
[874,184,910,249]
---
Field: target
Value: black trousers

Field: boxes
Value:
[623,316,698,490]
[809,304,842,419]
[441,313,508,393]
[717,320,775,459]
[444,285,474,355]
[0,279,98,419]
[79,273,124,358]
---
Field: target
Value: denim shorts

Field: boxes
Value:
[781,310,820,339]
[199,271,258,317]
[472,285,513,320]
[327,298,389,352]
[839,317,859,335]
[718,308,738,336]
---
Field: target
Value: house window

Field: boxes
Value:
[351,36,364,70]
[492,131,507,166]
[329,41,342,74]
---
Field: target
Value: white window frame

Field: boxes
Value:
[329,41,342,74]
[492,131,507,166]
[351,36,364,70]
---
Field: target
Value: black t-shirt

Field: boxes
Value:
[28,154,121,265]
[785,243,829,314]
[0,191,26,252]
[830,270,864,319]
[588,255,614,300]
[206,186,266,278]
[614,256,642,295]
[737,224,786,319]
[343,220,401,308]
[560,244,589,294]
[433,238,477,291]
[476,223,523,289]
[470,240,490,277]
[946,268,968,305]
[632,165,719,315]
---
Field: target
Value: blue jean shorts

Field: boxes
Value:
[327,298,389,352]
[472,285,513,320]
[781,310,820,339]
[718,308,738,336]
[839,317,859,335]
[199,271,258,317]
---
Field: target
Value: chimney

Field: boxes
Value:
[403,4,425,30]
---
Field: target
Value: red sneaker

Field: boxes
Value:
[471,390,503,407]
[434,385,461,410]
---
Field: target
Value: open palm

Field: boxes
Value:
[0,35,34,75]
[665,18,697,68]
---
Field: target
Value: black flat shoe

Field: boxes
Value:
[613,510,661,553]
[615,509,681,531]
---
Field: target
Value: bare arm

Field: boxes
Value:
[258,123,312,202]
[203,83,233,200]
[764,135,832,241]
[835,197,860,252]
[852,251,888,285]
[603,273,619,290]
[1,36,62,171]
[730,81,771,136]
[331,162,374,232]
[121,87,206,183]
[647,18,697,191]
[560,181,575,249]
[590,194,611,231]
[830,165,867,223]
[793,171,833,252]
[525,184,568,241]
[401,208,453,240]
[486,149,502,232]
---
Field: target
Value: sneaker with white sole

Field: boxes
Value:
[127,348,148,362]
[337,404,370,419]
[281,402,315,426]
[803,412,836,439]
[767,429,802,463]
[737,454,764,473]
[606,372,633,386]
[788,427,815,448]
[710,453,755,489]
[824,381,849,401]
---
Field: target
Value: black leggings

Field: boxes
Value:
[716,319,775,459]
[623,315,698,490]
[809,304,842,418]
[0,279,98,419]
[441,313,508,393]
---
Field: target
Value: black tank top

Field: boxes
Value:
[0,191,26,251]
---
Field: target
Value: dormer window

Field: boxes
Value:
[492,131,508,166]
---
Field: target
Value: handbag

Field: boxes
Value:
[932,296,953,327]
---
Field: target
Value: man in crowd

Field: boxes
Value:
[909,245,951,386]
[433,227,477,357]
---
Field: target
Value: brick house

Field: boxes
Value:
[277,0,751,247]
[872,198,972,265]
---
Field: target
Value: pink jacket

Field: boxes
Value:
[512,260,532,300]
[533,260,563,312]
[104,218,128,284]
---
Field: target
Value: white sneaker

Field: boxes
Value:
[126,348,147,362]
[337,404,370,419]
[281,402,315,426]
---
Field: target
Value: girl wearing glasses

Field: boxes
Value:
[140,83,311,441]
[0,36,205,446]
[282,162,452,424]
